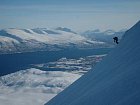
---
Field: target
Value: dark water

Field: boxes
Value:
[0,48,113,76]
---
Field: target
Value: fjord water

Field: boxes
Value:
[0,48,112,76]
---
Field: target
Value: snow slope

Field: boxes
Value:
[45,21,140,105]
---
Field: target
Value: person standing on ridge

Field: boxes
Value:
[113,37,119,44]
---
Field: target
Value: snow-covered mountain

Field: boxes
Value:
[45,21,140,105]
[82,29,126,45]
[0,28,106,54]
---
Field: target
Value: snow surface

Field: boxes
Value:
[45,21,140,105]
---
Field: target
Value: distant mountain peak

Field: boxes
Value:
[55,27,77,34]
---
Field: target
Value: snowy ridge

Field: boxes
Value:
[4,28,83,43]
[45,21,140,105]
[0,28,106,54]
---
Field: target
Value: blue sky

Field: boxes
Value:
[0,0,140,31]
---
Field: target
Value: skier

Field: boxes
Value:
[113,37,119,44]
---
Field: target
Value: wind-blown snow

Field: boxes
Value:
[45,21,140,105]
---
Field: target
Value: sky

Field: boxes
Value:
[0,0,140,32]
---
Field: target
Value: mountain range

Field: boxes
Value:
[0,28,108,54]
[0,27,126,54]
